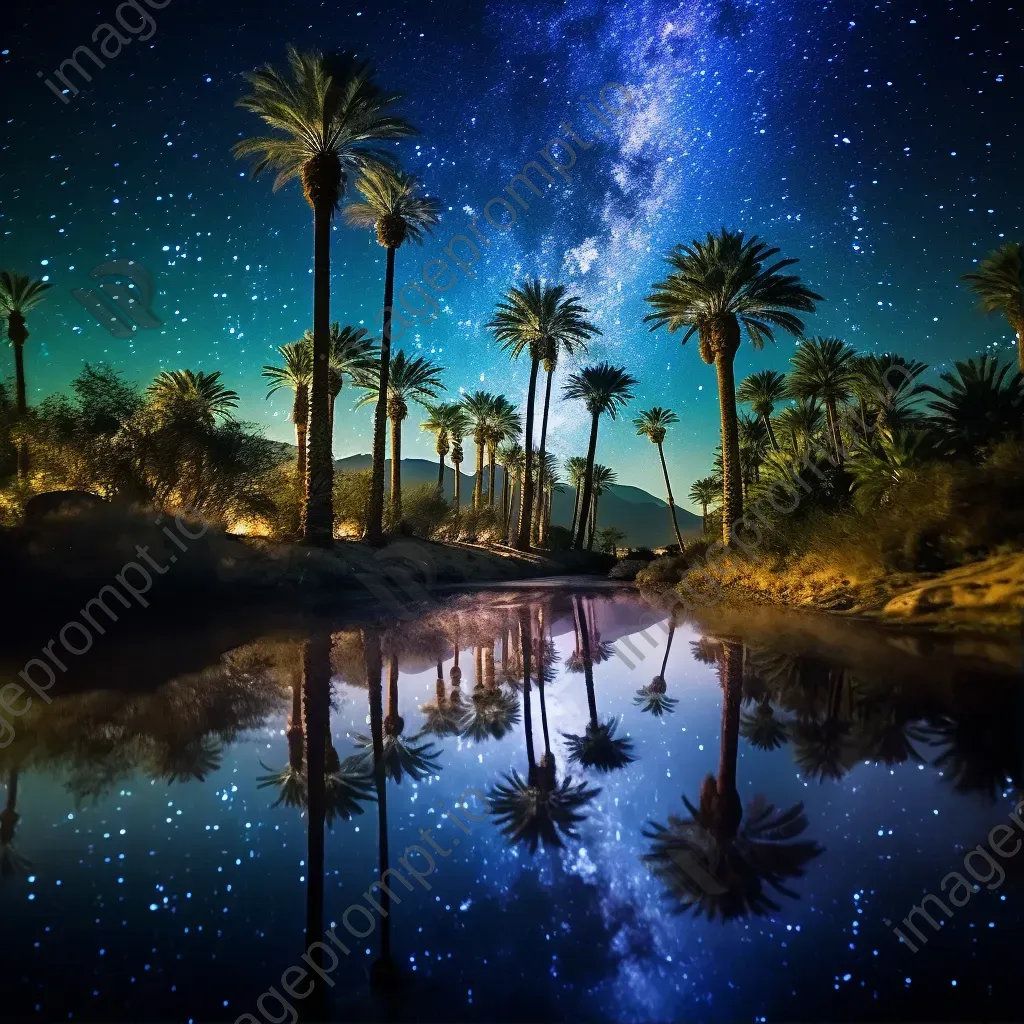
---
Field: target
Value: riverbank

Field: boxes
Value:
[639,548,1024,635]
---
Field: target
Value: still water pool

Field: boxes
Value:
[3,587,1023,1022]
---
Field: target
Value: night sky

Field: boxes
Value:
[2,0,1021,506]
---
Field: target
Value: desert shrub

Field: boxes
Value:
[400,485,451,539]
[334,470,372,537]
[635,554,689,587]
[548,525,574,551]
[452,505,503,544]
[626,547,657,562]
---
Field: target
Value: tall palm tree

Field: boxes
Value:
[234,47,416,545]
[563,596,636,770]
[0,271,51,479]
[421,401,466,493]
[532,305,600,542]
[147,369,239,426]
[854,353,928,431]
[306,322,377,445]
[787,337,858,463]
[688,476,720,536]
[497,440,525,540]
[963,242,1024,370]
[736,369,788,451]
[565,455,588,538]
[263,341,313,532]
[344,165,440,540]
[587,463,617,549]
[488,279,601,550]
[486,397,522,510]
[634,407,685,548]
[645,230,821,543]
[355,351,445,524]
[563,363,637,550]
[450,419,467,514]
[461,391,498,509]
[922,354,1024,457]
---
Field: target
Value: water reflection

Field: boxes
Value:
[2,589,1023,1021]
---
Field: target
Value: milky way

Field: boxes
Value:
[1,0,1020,500]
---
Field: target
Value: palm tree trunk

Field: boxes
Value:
[571,483,581,538]
[453,459,462,510]
[544,487,553,540]
[329,393,339,455]
[825,398,843,463]
[714,351,743,545]
[291,387,309,535]
[487,446,497,508]
[656,441,684,549]
[303,202,335,546]
[365,246,396,543]
[587,495,597,550]
[390,414,403,524]
[516,357,541,550]
[574,597,599,728]
[762,413,780,452]
[574,411,600,550]
[500,467,510,540]
[302,632,330,1002]
[437,450,445,492]
[532,367,554,545]
[473,439,485,509]
[12,341,29,480]
[660,626,675,678]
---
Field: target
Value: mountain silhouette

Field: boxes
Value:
[334,454,702,548]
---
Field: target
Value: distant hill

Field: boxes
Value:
[334,453,701,548]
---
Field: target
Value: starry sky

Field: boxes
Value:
[2,0,1022,507]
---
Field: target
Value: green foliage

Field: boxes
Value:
[398,483,450,538]
[15,364,282,526]
[595,526,626,553]
[333,469,372,536]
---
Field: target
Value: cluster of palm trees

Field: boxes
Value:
[5,41,1022,553]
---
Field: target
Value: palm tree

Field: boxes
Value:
[488,279,601,550]
[263,341,313,532]
[256,647,308,808]
[309,322,376,445]
[564,456,588,538]
[587,463,617,549]
[688,476,720,536]
[922,355,1024,457]
[147,369,239,426]
[355,351,445,524]
[0,271,52,479]
[344,165,440,540]
[634,621,679,717]
[854,353,928,431]
[419,660,465,738]
[787,337,858,463]
[563,597,636,771]
[497,440,525,540]
[634,407,685,548]
[461,391,498,509]
[450,427,466,514]
[736,369,788,451]
[486,397,522,510]
[645,230,821,543]
[235,48,416,545]
[963,242,1024,370]
[421,401,466,493]
[643,640,822,920]
[563,363,637,550]
[776,397,825,455]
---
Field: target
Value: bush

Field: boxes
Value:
[334,470,372,538]
[626,547,657,562]
[548,525,574,551]
[400,485,451,539]
[635,555,689,587]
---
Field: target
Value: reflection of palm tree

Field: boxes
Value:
[356,654,442,782]
[150,735,224,783]
[1,770,30,879]
[563,597,635,772]
[921,713,1023,803]
[364,627,401,989]
[790,666,854,783]
[635,622,680,717]
[461,642,521,742]
[643,641,822,920]
[419,660,466,738]
[488,606,599,852]
[257,650,308,808]
[740,697,790,752]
